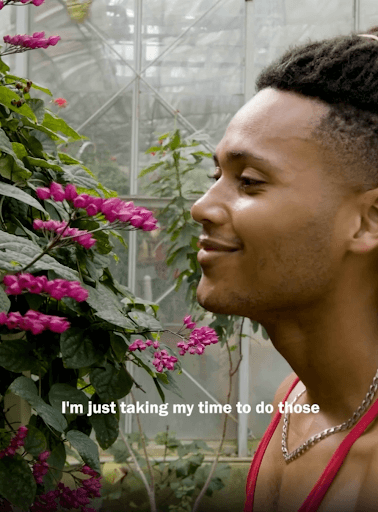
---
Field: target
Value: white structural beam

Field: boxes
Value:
[15,2,29,78]
[237,0,254,458]
[124,0,143,436]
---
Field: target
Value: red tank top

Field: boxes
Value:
[244,376,378,511]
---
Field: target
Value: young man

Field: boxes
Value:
[191,28,378,511]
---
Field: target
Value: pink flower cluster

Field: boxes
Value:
[0,0,45,7]
[0,310,70,334]
[0,425,27,459]
[3,273,88,302]
[30,465,101,512]
[152,350,178,372]
[177,325,219,355]
[33,219,96,249]
[3,32,60,49]
[36,182,158,231]
[128,338,178,372]
[32,450,50,484]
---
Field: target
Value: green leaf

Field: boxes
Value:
[66,430,101,474]
[153,377,165,403]
[60,327,105,369]
[84,284,135,329]
[21,117,66,143]
[58,152,82,165]
[0,59,10,73]
[26,98,46,124]
[90,361,133,402]
[42,111,83,141]
[26,156,63,172]
[0,286,10,312]
[0,340,38,372]
[0,231,79,280]
[23,424,47,457]
[11,142,28,160]
[138,161,164,178]
[261,326,270,340]
[44,442,66,491]
[0,455,36,510]
[127,309,162,331]
[49,383,89,415]
[0,429,11,451]
[89,394,119,450]
[5,75,52,96]
[9,376,67,432]
[0,129,31,179]
[0,85,37,121]
[62,164,99,189]
[0,182,47,213]
[156,371,183,399]
[110,332,128,362]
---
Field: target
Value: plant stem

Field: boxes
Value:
[118,427,157,512]
[131,391,156,504]
[191,333,241,512]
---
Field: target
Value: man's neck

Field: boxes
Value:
[261,274,378,422]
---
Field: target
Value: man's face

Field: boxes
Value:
[190,87,353,323]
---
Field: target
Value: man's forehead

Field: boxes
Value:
[215,88,330,176]
[223,87,328,147]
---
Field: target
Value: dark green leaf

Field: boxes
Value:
[0,455,36,510]
[49,383,89,415]
[23,424,47,457]
[42,112,83,141]
[0,286,10,312]
[66,430,101,474]
[0,340,38,372]
[89,394,119,450]
[9,376,67,432]
[90,361,133,402]
[0,181,47,213]
[0,85,36,121]
[43,442,66,491]
[60,327,104,369]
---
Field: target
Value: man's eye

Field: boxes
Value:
[206,174,265,189]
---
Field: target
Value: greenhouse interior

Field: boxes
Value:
[1,0,378,511]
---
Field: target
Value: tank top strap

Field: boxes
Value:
[244,376,300,512]
[298,393,378,511]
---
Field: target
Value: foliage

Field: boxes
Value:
[104,429,231,512]
[0,53,187,511]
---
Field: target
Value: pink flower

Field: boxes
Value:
[73,195,90,209]
[183,315,196,330]
[49,182,65,201]
[36,187,51,200]
[64,183,78,201]
[53,96,67,107]
[47,316,70,333]
[86,204,99,216]
[0,2,4,10]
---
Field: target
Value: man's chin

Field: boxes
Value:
[196,286,238,316]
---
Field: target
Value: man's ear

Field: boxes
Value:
[350,189,378,254]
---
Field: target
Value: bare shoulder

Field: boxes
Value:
[271,371,298,411]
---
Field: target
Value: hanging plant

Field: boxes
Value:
[65,0,93,24]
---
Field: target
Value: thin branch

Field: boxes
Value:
[118,427,157,512]
[191,334,235,512]
[130,391,156,501]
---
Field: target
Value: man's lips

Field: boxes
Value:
[197,237,241,252]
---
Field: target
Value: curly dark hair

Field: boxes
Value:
[255,27,378,194]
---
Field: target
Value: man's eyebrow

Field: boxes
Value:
[213,150,279,171]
